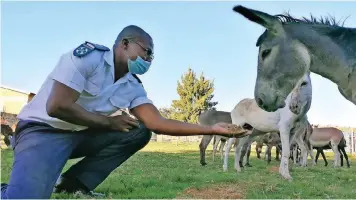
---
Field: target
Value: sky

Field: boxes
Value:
[2,1,356,127]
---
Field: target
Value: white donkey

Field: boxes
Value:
[223,72,312,180]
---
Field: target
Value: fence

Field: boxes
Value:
[151,129,356,155]
[151,134,202,143]
[344,129,356,155]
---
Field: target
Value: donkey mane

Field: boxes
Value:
[255,12,355,47]
[274,12,348,27]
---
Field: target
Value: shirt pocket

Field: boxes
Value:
[83,81,100,96]
[109,82,137,109]
[83,65,106,96]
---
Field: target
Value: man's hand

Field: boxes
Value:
[108,115,140,132]
[212,122,251,138]
[130,103,252,137]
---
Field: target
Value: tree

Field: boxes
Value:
[168,68,218,124]
[159,107,173,119]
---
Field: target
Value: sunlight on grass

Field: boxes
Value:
[1,141,355,199]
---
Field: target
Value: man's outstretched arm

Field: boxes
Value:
[130,103,245,136]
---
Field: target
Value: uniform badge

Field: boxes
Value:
[73,41,110,58]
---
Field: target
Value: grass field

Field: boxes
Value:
[1,141,356,199]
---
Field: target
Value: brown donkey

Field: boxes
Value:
[311,124,350,168]
[307,124,350,168]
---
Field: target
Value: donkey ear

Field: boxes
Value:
[233,5,285,36]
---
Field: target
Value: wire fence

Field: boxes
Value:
[151,130,356,155]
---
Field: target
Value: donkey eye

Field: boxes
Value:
[301,81,308,86]
[261,49,271,60]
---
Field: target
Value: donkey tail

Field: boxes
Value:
[340,136,347,147]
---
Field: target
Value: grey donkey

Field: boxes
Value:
[198,110,253,166]
[255,132,281,163]
[232,5,356,112]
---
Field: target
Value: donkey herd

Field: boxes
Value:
[197,4,355,180]
[198,108,351,180]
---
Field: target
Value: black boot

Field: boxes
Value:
[53,176,105,198]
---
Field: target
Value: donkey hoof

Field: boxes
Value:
[246,163,252,167]
[239,162,244,168]
[223,166,228,172]
[201,162,207,166]
[282,174,293,181]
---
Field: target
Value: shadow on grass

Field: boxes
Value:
[1,145,356,199]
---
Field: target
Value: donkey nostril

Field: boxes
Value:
[256,98,264,107]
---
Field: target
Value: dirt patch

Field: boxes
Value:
[268,166,279,173]
[177,183,247,199]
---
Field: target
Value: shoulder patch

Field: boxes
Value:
[73,41,110,58]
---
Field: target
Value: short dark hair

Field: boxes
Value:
[113,25,152,49]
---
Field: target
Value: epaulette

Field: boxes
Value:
[73,41,110,58]
[132,74,144,88]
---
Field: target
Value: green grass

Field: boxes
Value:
[1,141,356,199]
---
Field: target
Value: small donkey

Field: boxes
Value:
[255,132,281,163]
[198,110,253,166]
[310,124,350,168]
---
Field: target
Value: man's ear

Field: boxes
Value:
[122,39,129,49]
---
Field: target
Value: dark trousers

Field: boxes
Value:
[1,120,152,199]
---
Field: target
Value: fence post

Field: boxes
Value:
[349,131,352,154]
[353,129,356,155]
[349,127,352,154]
[351,128,355,155]
[350,129,356,155]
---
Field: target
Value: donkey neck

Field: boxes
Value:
[286,25,356,89]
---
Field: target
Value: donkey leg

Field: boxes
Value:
[295,137,308,167]
[237,137,249,169]
[234,136,249,172]
[293,146,298,165]
[212,137,219,162]
[275,146,281,161]
[242,146,248,166]
[300,145,308,167]
[315,149,320,164]
[319,150,328,166]
[340,147,350,168]
[219,140,226,161]
[223,138,235,172]
[241,132,256,168]
[338,148,344,167]
[267,145,272,164]
[264,147,268,161]
[245,143,253,167]
[279,128,292,180]
[307,144,316,166]
[256,145,261,159]
[330,142,340,167]
[199,135,213,166]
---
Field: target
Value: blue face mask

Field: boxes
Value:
[127,56,151,75]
